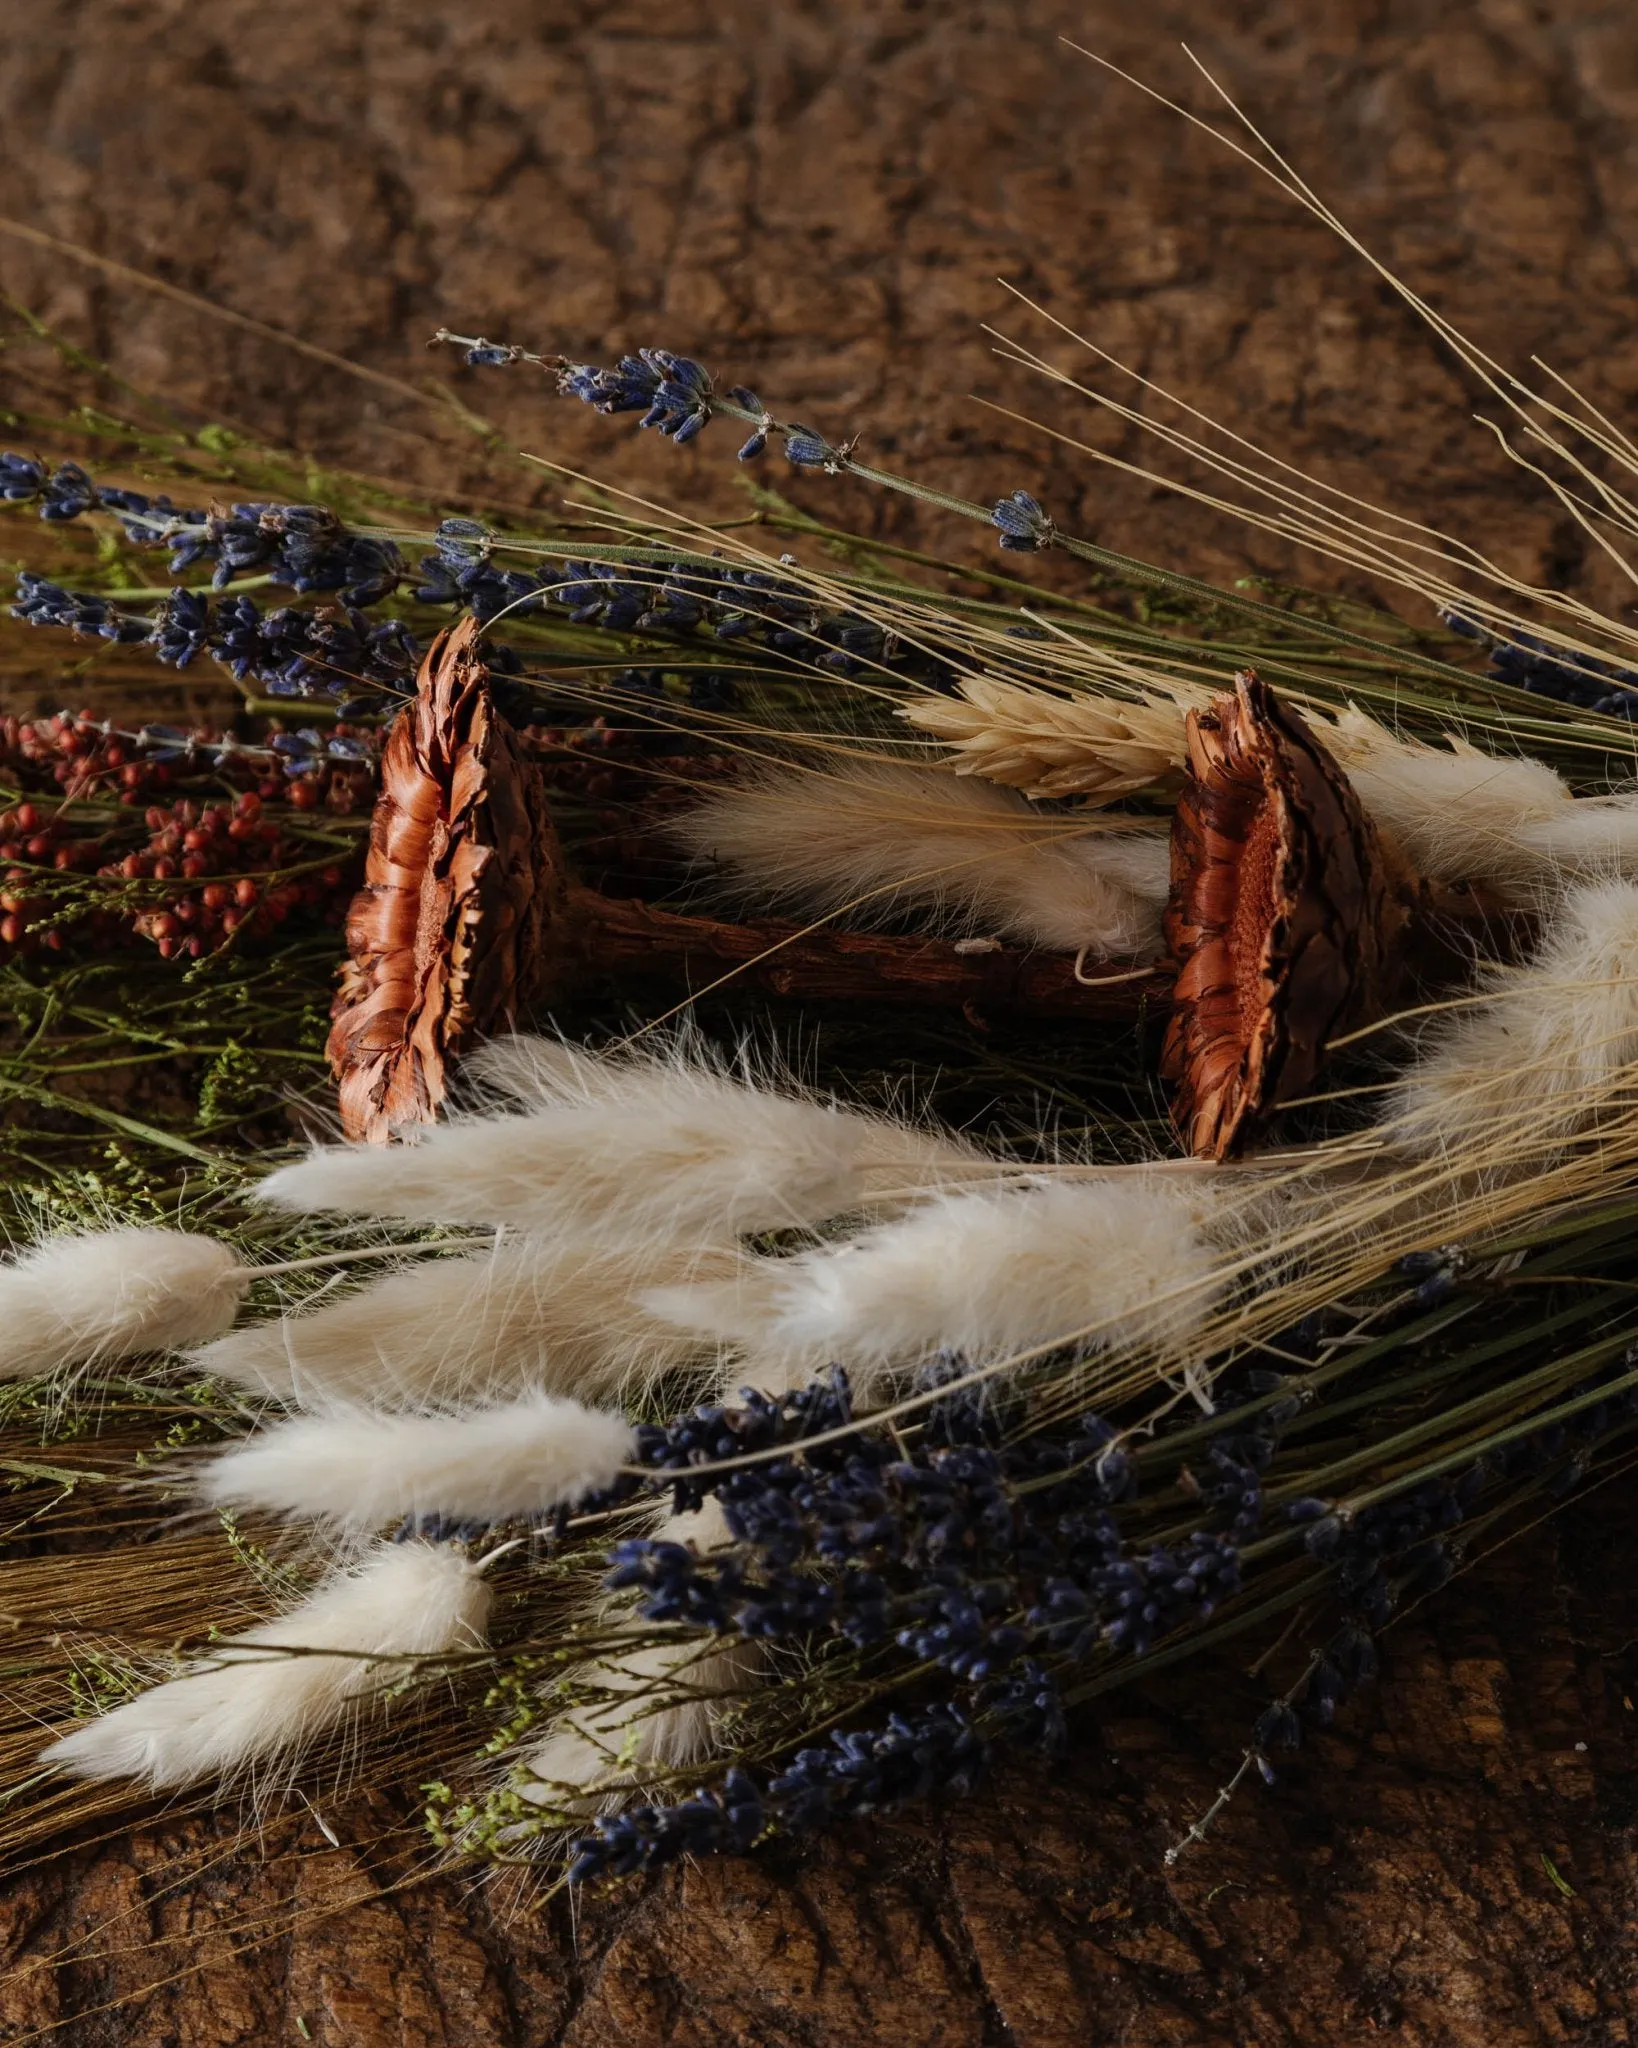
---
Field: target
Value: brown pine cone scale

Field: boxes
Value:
[327,617,556,1143]
[1161,670,1404,1160]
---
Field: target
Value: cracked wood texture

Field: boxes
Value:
[4,2,1638,2041]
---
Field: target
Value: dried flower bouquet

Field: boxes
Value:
[6,90,1638,1900]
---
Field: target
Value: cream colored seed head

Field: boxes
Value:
[901,675,1188,802]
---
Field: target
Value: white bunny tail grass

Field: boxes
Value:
[40,1541,491,1790]
[1323,708,1588,899]
[189,1235,730,1410]
[670,758,1170,955]
[519,1639,764,1802]
[197,1392,635,1531]
[458,1031,641,1109]
[1388,878,1638,1172]
[1513,792,1638,894]
[517,1501,763,1802]
[0,1227,249,1380]
[256,1038,991,1244]
[645,1176,1227,1403]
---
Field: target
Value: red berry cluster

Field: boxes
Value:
[280,758,375,815]
[0,801,108,954]
[0,709,200,804]
[107,792,355,960]
[0,711,379,813]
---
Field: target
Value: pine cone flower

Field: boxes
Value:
[902,675,1187,803]
[1162,670,1407,1161]
[328,617,554,1142]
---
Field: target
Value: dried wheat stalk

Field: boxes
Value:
[900,674,1188,802]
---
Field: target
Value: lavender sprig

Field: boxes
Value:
[430,330,1526,692]
[1440,607,1638,719]
[42,707,375,778]
[11,575,419,711]
[565,1691,1032,1884]
[431,330,1017,541]
[11,574,156,644]
[414,518,947,682]
[0,455,404,605]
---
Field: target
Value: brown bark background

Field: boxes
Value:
[4,3,1638,2041]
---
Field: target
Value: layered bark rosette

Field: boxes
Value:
[1162,670,1406,1160]
[327,617,556,1141]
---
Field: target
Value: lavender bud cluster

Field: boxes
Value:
[562,348,716,444]
[555,1361,1279,1884]
[12,574,156,644]
[12,576,419,713]
[205,597,419,704]
[0,454,404,605]
[1441,608,1638,720]
[604,1361,1275,1683]
[414,519,945,682]
[990,491,1055,553]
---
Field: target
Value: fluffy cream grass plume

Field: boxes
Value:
[1388,877,1638,1169]
[41,1541,490,1790]
[0,1227,249,1380]
[670,758,1170,956]
[521,1638,763,1800]
[1322,709,1593,899]
[902,675,1189,802]
[896,679,1638,908]
[190,1235,732,1409]
[1299,707,1638,906]
[257,1036,991,1244]
[518,1498,763,1801]
[197,1391,635,1531]
[644,1176,1226,1401]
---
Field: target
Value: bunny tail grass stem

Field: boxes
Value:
[39,1541,491,1790]
[669,758,1169,956]
[243,1239,499,1279]
[197,1393,637,1531]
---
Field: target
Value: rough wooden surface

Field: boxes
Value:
[5,3,1638,2042]
[4,1,1638,602]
